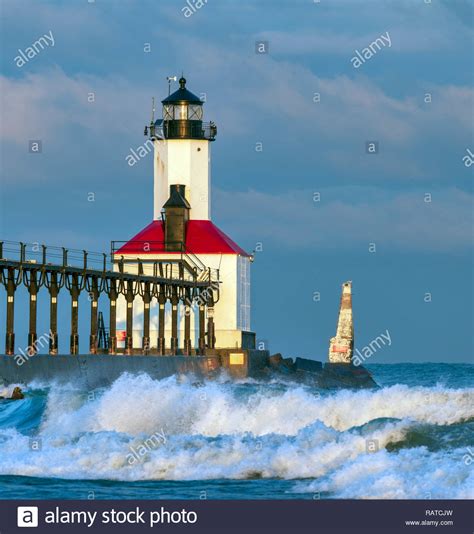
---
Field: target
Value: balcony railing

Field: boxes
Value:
[148,120,217,141]
[111,240,220,284]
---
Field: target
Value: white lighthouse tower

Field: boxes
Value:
[153,77,212,221]
[115,77,253,353]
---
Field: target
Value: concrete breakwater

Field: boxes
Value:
[0,350,376,389]
[0,351,269,389]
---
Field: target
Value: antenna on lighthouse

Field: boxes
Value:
[144,97,157,138]
[166,75,177,95]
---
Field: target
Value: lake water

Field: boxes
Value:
[0,363,472,499]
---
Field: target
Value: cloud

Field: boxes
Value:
[3,63,471,149]
[439,0,474,27]
[163,33,473,181]
[256,26,453,56]
[0,68,156,186]
[0,68,151,145]
[2,50,472,192]
[214,186,473,252]
[1,2,472,205]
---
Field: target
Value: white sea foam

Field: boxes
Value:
[293,447,474,499]
[36,374,474,437]
[0,374,472,498]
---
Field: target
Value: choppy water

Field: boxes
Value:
[0,363,472,499]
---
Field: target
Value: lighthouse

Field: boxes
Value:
[152,76,215,221]
[114,77,253,353]
[328,281,354,363]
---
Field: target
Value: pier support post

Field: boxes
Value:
[183,290,192,355]
[28,271,38,355]
[170,289,179,355]
[198,303,206,354]
[125,280,134,355]
[89,277,99,354]
[142,282,151,355]
[109,281,117,354]
[69,274,80,355]
[207,292,216,350]
[48,273,59,354]
[27,272,38,353]
[157,289,166,355]
[5,268,16,355]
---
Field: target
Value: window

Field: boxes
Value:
[163,103,202,120]
[188,105,203,120]
[175,104,188,120]
[237,256,251,331]
[163,105,173,120]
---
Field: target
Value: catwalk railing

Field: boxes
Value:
[110,240,219,282]
[147,120,217,141]
[0,240,219,357]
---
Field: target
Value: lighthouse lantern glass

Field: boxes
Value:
[163,105,173,120]
[176,104,188,120]
[188,105,203,120]
[163,103,203,121]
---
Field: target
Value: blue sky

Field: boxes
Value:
[0,0,473,362]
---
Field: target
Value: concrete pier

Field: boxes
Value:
[0,350,270,389]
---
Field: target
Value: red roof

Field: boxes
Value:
[115,220,249,256]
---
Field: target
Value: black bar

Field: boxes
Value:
[4,499,472,533]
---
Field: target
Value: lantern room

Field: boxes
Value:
[158,77,216,141]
